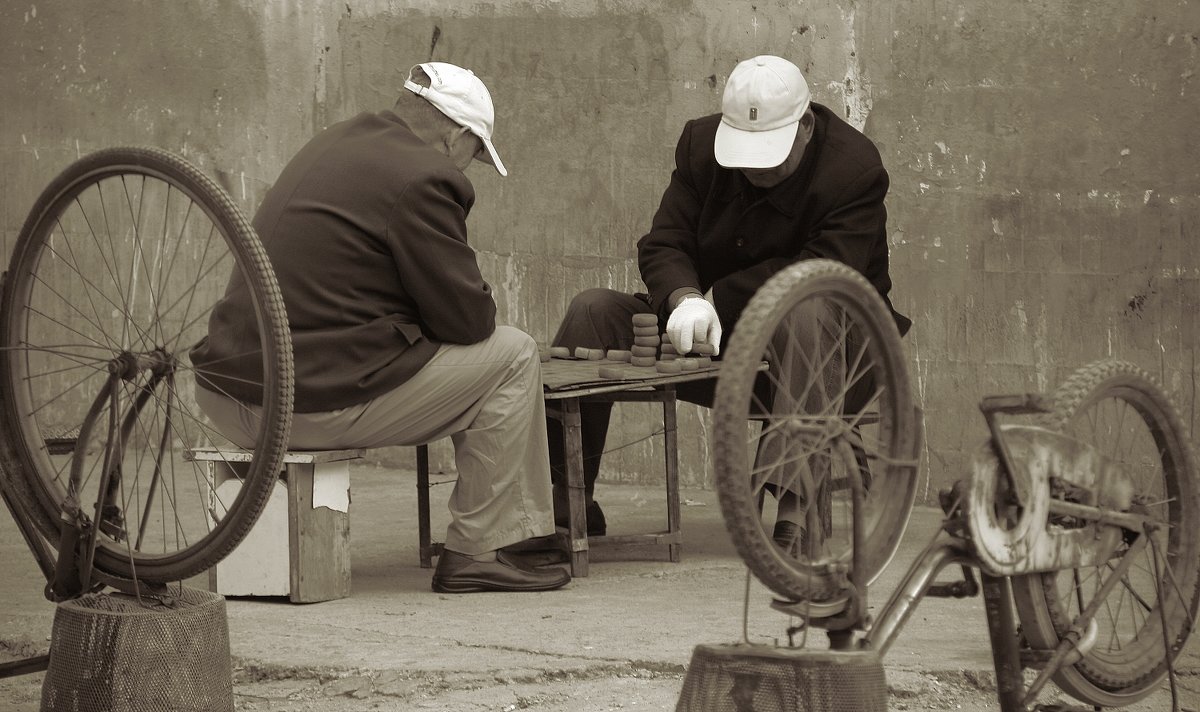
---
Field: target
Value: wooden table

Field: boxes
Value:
[541,357,725,577]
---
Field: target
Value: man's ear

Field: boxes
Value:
[800,110,815,140]
[447,125,472,146]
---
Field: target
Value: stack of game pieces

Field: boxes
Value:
[658,341,715,373]
[656,340,680,373]
[630,313,659,367]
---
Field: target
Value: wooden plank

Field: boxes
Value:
[188,447,365,464]
[576,390,672,405]
[541,357,723,397]
[211,478,290,597]
[287,461,352,603]
[589,532,683,547]
[542,358,767,399]
[0,653,50,678]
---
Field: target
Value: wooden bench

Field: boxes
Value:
[192,445,443,603]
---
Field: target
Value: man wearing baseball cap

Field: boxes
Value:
[546,55,910,546]
[194,61,569,594]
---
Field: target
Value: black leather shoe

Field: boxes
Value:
[772,521,806,557]
[552,492,608,537]
[584,500,606,537]
[431,550,570,593]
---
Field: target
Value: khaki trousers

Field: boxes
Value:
[196,325,555,555]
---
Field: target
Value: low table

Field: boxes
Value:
[541,358,725,576]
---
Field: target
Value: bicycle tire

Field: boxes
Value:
[1010,360,1200,705]
[0,146,293,583]
[712,259,919,602]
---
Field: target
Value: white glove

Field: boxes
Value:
[667,296,722,355]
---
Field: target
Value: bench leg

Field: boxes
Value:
[417,444,436,568]
[287,462,351,603]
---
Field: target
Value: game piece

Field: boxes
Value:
[655,360,681,374]
[632,325,660,337]
[696,356,712,367]
[678,357,699,371]
[631,313,658,327]
[631,355,656,367]
[633,335,660,347]
[693,343,716,356]
[598,366,628,379]
[606,349,632,362]
[631,345,657,358]
[549,346,572,359]
[660,342,678,355]
[573,346,605,360]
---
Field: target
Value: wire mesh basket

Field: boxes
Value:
[676,643,887,712]
[41,587,233,712]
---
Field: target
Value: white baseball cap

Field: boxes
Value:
[404,62,508,177]
[714,55,811,169]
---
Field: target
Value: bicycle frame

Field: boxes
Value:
[773,393,1172,712]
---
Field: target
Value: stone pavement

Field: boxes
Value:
[1,461,1197,711]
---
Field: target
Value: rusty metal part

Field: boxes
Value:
[968,425,1136,576]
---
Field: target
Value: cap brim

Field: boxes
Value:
[476,136,508,177]
[714,119,799,169]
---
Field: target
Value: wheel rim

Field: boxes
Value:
[1,153,290,581]
[1013,366,1199,705]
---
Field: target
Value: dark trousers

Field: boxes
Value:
[546,289,717,508]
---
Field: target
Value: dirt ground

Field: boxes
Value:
[2,463,1198,711]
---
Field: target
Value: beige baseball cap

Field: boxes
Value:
[714,55,811,169]
[404,62,508,177]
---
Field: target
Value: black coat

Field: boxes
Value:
[192,111,496,412]
[637,103,910,341]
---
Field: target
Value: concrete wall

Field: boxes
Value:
[4,0,1198,501]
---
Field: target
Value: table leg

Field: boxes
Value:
[562,398,590,577]
[662,390,682,562]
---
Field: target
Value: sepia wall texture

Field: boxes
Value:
[3,0,1198,501]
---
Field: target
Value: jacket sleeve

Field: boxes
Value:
[637,121,705,316]
[385,169,497,344]
[709,164,889,330]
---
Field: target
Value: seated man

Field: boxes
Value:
[547,55,911,543]
[192,61,568,594]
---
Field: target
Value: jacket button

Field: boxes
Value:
[735,238,745,247]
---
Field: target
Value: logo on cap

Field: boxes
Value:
[749,107,758,121]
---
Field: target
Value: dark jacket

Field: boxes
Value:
[637,103,910,340]
[191,110,496,412]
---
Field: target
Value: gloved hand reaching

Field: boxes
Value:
[666,295,722,355]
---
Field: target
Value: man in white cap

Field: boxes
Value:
[193,61,569,593]
[546,55,910,545]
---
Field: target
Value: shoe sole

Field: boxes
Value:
[431,577,569,594]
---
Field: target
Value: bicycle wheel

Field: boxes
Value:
[1011,360,1200,706]
[0,147,293,583]
[713,259,919,602]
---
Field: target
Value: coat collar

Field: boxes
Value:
[714,105,828,216]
